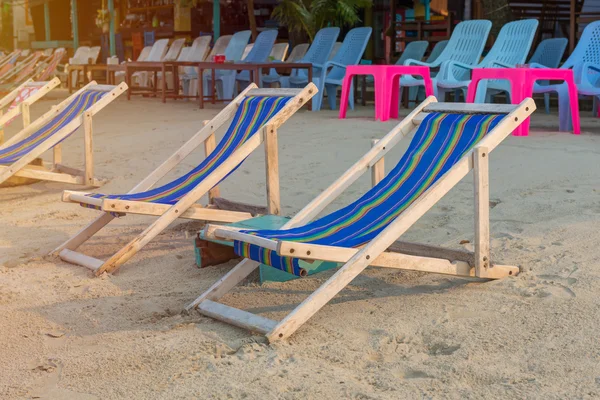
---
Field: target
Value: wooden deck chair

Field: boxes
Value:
[188,97,537,342]
[0,78,61,143]
[53,83,317,276]
[0,82,128,188]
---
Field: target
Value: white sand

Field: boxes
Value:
[1,90,600,399]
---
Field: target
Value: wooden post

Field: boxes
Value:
[473,146,490,278]
[21,102,31,127]
[53,144,62,166]
[570,0,576,53]
[370,139,384,187]
[264,126,281,215]
[213,0,220,41]
[44,1,51,41]
[71,0,79,50]
[0,110,3,144]
[108,0,116,57]
[204,132,220,203]
[83,112,94,185]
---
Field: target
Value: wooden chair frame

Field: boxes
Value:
[188,96,537,342]
[52,83,317,277]
[0,78,61,144]
[0,81,128,188]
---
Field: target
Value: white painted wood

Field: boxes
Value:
[370,139,384,187]
[59,249,104,271]
[423,102,517,114]
[197,300,277,334]
[263,126,281,215]
[473,146,490,278]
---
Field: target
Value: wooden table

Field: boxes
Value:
[192,62,313,109]
[125,62,177,102]
[106,64,125,85]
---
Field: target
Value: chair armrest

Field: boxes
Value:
[325,61,347,70]
[488,60,514,69]
[580,62,600,86]
[528,62,548,69]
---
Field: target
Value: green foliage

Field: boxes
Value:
[272,0,371,42]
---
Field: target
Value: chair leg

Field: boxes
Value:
[557,86,572,132]
[544,93,551,114]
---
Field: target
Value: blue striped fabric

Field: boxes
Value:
[234,112,504,276]
[0,90,106,165]
[86,95,292,206]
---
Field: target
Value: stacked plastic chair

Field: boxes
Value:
[527,38,568,113]
[439,19,539,102]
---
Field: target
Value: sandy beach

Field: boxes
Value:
[1,90,600,399]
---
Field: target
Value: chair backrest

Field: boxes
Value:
[187,36,212,62]
[418,20,491,67]
[528,37,568,68]
[326,27,372,82]
[137,46,152,62]
[329,42,343,60]
[244,30,278,63]
[146,39,169,62]
[42,48,54,57]
[479,19,539,67]
[269,43,289,61]
[162,38,186,62]
[88,46,101,64]
[242,44,254,60]
[71,46,90,64]
[396,41,429,65]
[225,31,252,62]
[36,48,66,81]
[286,43,309,62]
[562,20,600,69]
[297,27,339,79]
[208,35,232,60]
[178,47,192,62]
[426,40,448,63]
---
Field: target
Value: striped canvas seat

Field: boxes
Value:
[234,112,504,276]
[84,95,292,207]
[0,89,106,164]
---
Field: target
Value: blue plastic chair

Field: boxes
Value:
[401,20,492,97]
[527,38,568,113]
[262,43,309,86]
[267,27,339,90]
[230,30,279,93]
[437,19,539,102]
[532,21,600,131]
[304,27,372,111]
[407,40,449,106]
[185,31,251,99]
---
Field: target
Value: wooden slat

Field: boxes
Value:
[388,240,474,266]
[197,300,277,334]
[59,249,104,271]
[473,146,490,278]
[423,103,517,114]
[247,88,303,97]
[211,197,268,216]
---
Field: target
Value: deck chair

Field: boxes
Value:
[189,96,536,342]
[53,83,317,276]
[0,78,61,143]
[35,48,66,82]
[0,82,127,187]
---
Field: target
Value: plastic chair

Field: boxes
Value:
[216,30,278,98]
[304,27,372,111]
[406,40,448,105]
[527,38,568,113]
[532,21,600,130]
[401,20,492,97]
[199,31,251,98]
[206,35,233,61]
[284,28,340,88]
[262,43,309,87]
[329,42,342,60]
[426,40,448,63]
[437,19,539,102]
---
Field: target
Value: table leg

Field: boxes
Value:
[162,64,166,103]
[173,65,179,100]
[308,67,313,111]
[361,75,366,106]
[199,67,204,109]
[153,69,158,97]
[422,73,434,97]
[211,68,216,104]
[466,78,479,103]
[253,67,260,86]
[388,74,401,120]
[68,69,72,94]
[510,80,527,136]
[126,68,131,101]
[338,73,353,119]
[566,77,581,134]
